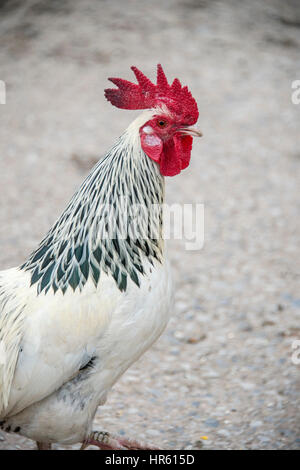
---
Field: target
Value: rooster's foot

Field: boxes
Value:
[81,430,158,450]
[36,441,52,450]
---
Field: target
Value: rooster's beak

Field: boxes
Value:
[180,127,203,138]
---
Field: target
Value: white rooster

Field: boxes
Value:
[0,65,201,450]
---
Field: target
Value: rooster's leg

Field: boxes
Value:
[36,441,52,450]
[81,430,158,450]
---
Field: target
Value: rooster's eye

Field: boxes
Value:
[157,120,167,128]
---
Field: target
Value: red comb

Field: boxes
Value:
[104,64,198,126]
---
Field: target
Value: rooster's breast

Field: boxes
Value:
[92,256,173,391]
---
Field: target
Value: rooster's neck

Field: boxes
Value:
[21,129,165,295]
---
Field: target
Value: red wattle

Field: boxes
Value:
[175,134,193,170]
[141,132,193,177]
[160,138,181,176]
[160,135,193,176]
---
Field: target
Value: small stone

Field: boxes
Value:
[250,420,263,428]
[238,322,253,332]
[204,418,220,428]
[240,382,255,391]
[174,331,184,340]
[184,444,194,450]
[203,370,220,378]
[194,440,204,449]
[146,429,160,437]
[279,429,293,437]
[127,407,139,414]
[217,429,231,438]
[262,320,275,327]
[186,334,206,344]
[258,435,271,443]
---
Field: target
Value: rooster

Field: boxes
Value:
[0,65,201,450]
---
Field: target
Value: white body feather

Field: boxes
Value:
[0,112,174,444]
[1,259,172,443]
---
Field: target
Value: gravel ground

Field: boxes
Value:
[0,0,299,450]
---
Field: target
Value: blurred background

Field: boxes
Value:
[0,0,299,450]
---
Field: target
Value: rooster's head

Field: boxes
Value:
[105,64,201,177]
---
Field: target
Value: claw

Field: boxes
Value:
[81,430,159,450]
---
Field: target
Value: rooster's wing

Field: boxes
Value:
[0,267,116,418]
